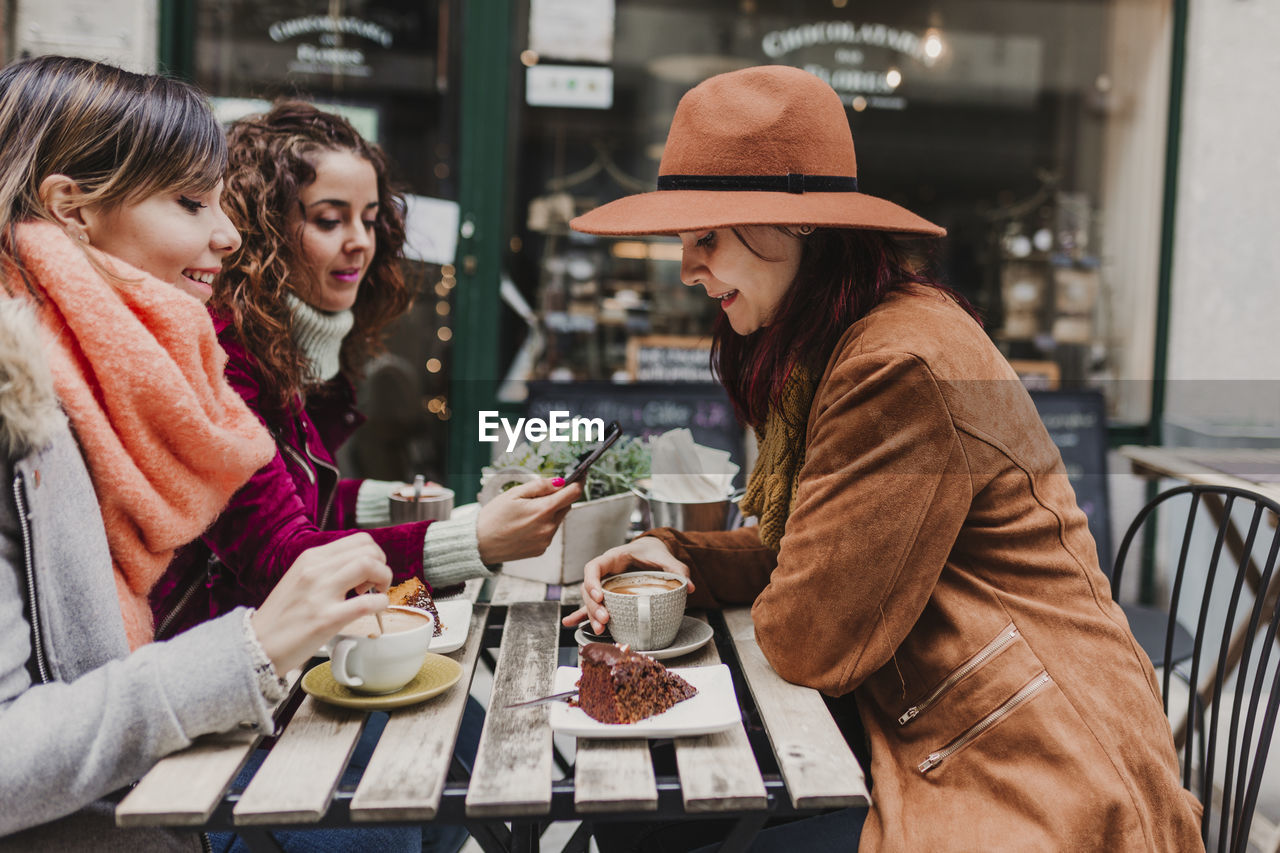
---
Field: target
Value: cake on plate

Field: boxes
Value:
[387,577,443,637]
[574,642,697,724]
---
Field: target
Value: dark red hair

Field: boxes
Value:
[711,228,979,427]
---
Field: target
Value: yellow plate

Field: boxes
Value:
[301,654,463,710]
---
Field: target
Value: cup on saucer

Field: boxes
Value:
[601,571,687,651]
[329,606,435,694]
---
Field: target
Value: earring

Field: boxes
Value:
[798,224,815,236]
[77,232,88,244]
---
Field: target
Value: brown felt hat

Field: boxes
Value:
[570,65,945,238]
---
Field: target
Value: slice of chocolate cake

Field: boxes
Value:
[387,577,443,637]
[575,642,697,724]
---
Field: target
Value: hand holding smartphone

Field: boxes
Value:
[563,421,623,485]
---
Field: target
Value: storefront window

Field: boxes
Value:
[192,0,461,481]
[501,0,1172,428]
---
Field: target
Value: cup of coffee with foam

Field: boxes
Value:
[602,571,688,651]
[329,605,435,694]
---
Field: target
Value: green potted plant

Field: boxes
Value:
[480,436,650,584]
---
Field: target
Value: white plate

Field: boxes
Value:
[427,599,473,654]
[548,663,739,738]
[574,616,714,661]
[316,599,472,657]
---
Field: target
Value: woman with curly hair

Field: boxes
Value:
[151,101,579,637]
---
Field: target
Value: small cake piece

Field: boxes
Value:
[574,642,697,724]
[387,577,443,637]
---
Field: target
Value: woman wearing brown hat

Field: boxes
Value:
[565,66,1202,851]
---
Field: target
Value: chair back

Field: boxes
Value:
[1112,483,1280,853]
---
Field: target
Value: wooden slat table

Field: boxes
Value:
[349,604,490,821]
[722,609,867,810]
[1121,446,1280,502]
[117,579,870,852]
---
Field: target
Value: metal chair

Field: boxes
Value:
[1112,483,1280,853]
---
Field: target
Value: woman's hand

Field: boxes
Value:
[562,537,693,635]
[250,533,392,675]
[476,478,582,564]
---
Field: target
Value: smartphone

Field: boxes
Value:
[563,420,623,485]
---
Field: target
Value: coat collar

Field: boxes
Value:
[0,300,65,460]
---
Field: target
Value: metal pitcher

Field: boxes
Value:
[631,483,745,532]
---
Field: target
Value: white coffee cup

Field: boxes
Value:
[602,571,688,651]
[329,606,435,694]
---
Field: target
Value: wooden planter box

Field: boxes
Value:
[501,491,635,585]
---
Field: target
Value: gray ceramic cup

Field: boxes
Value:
[602,571,688,650]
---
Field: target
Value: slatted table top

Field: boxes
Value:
[117,574,869,850]
[1121,445,1280,501]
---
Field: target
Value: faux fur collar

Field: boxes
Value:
[0,299,63,460]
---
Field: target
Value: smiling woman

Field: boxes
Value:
[151,100,582,647]
[0,54,407,852]
[677,226,803,336]
[292,149,380,312]
[71,184,241,302]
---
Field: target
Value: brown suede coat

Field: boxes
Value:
[648,287,1203,852]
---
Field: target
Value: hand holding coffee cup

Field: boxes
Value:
[329,605,436,694]
[601,571,688,651]
[561,537,693,635]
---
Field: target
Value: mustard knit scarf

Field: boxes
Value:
[739,363,819,551]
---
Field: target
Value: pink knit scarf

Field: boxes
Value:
[5,222,275,649]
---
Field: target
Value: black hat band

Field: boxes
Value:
[656,173,859,194]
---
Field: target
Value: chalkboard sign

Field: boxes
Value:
[1030,389,1112,574]
[626,336,715,383]
[525,381,744,482]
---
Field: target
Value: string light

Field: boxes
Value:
[924,29,944,61]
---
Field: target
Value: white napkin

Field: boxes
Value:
[648,429,739,502]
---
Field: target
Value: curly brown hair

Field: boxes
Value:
[216,100,409,414]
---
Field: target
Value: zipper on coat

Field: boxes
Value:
[13,472,50,683]
[154,555,217,641]
[917,671,1052,774]
[279,441,316,486]
[899,624,1020,726]
[304,440,340,530]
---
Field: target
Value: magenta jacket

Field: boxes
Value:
[150,312,432,639]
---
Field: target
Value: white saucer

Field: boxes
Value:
[574,616,714,661]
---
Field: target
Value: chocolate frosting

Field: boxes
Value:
[580,642,629,666]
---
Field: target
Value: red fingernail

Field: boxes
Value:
[552,477,565,487]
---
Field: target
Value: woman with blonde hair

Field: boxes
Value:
[0,55,406,851]
[153,100,579,639]
[567,66,1202,851]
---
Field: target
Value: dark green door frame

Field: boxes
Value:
[448,0,512,494]
[1149,0,1189,450]
[157,0,196,79]
[1135,0,1190,604]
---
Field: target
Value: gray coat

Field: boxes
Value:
[0,301,278,848]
